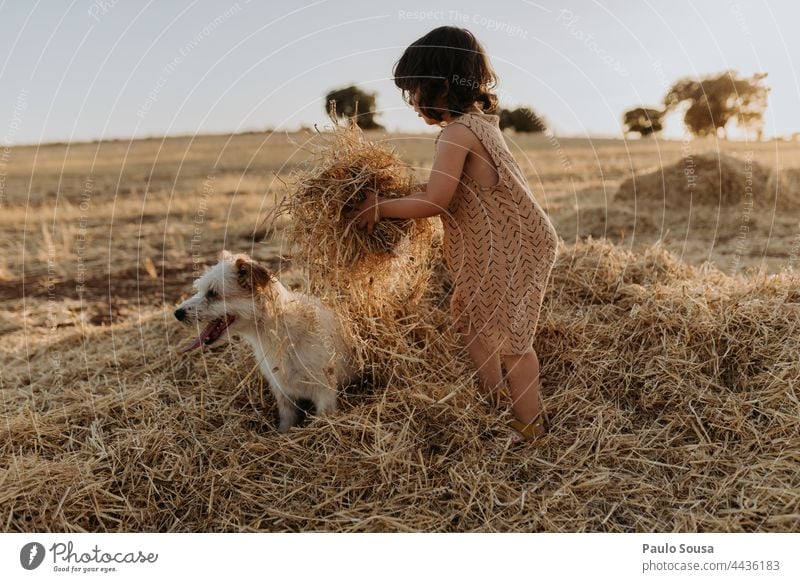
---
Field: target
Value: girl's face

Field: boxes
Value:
[410,89,444,126]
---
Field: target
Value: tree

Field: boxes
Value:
[325,85,382,130]
[663,71,770,138]
[497,107,546,133]
[498,108,514,130]
[623,106,665,137]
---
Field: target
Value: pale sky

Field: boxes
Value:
[1,0,799,145]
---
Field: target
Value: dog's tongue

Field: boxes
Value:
[180,320,217,353]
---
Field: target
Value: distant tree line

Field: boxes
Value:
[324,70,770,141]
[324,85,546,133]
[623,70,770,139]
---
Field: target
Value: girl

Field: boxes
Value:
[345,26,559,445]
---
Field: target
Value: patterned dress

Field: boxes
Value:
[436,112,559,355]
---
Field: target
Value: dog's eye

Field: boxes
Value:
[206,289,218,301]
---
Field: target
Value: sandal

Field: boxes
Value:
[508,410,551,445]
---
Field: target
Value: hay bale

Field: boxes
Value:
[615,152,772,208]
[266,116,434,285]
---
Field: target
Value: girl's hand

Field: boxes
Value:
[344,188,380,234]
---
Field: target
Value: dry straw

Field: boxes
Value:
[265,110,432,284]
[3,119,799,532]
[765,166,800,209]
[2,237,799,532]
[264,113,450,388]
[615,152,788,208]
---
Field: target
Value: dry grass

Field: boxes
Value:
[263,118,449,387]
[766,166,800,209]
[1,131,799,532]
[266,117,431,283]
[2,237,799,532]
[615,151,777,207]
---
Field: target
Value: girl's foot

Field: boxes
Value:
[508,411,549,444]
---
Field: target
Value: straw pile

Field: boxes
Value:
[326,226,463,388]
[615,152,774,208]
[765,166,800,209]
[266,115,433,283]
[264,116,451,388]
[3,236,799,532]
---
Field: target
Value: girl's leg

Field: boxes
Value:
[462,322,504,401]
[501,349,546,440]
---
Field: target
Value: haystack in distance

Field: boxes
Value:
[615,152,775,208]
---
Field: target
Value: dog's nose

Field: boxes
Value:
[174,308,186,321]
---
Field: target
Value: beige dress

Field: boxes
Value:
[435,112,559,355]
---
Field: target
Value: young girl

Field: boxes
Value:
[344,26,559,445]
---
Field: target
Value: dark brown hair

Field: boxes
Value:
[393,26,498,122]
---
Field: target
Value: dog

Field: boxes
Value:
[174,251,359,433]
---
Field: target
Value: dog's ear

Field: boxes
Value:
[234,257,273,291]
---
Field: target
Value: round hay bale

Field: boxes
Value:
[615,152,772,208]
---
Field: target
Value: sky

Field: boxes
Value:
[1,0,799,145]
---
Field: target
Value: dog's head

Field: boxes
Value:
[174,251,280,352]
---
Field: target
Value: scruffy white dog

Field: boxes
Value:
[174,251,359,433]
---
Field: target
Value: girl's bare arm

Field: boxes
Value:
[344,124,474,230]
[376,124,473,219]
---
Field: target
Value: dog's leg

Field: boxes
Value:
[313,387,338,416]
[274,390,300,433]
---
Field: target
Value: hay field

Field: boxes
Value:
[1,130,799,532]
